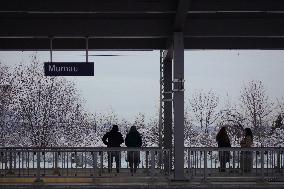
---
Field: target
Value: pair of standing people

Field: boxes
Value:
[102,125,142,174]
[216,127,253,172]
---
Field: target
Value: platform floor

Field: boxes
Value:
[1,168,284,189]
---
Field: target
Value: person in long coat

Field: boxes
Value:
[125,126,142,174]
[240,128,253,173]
[216,126,231,172]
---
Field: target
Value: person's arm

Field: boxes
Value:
[240,137,251,147]
[119,133,124,145]
[125,134,129,147]
[138,133,142,147]
[102,133,109,146]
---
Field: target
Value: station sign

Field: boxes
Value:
[44,62,94,76]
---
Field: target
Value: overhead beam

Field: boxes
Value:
[1,0,284,13]
[0,0,176,13]
[184,18,284,37]
[0,17,171,37]
[1,17,284,37]
[189,0,284,12]
[0,38,167,50]
[2,37,284,50]
[184,37,284,50]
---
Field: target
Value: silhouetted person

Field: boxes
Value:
[102,125,124,173]
[216,126,231,172]
[125,126,142,175]
[240,128,253,173]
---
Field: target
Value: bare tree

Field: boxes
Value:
[239,80,274,143]
[189,90,220,133]
[184,106,197,146]
[216,95,245,146]
[90,109,119,147]
[9,55,90,147]
[0,63,14,146]
[276,97,284,118]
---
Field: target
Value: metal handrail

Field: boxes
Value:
[185,147,284,181]
[0,147,170,180]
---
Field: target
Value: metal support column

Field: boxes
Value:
[160,50,173,173]
[173,32,185,181]
[159,50,164,151]
[164,51,173,172]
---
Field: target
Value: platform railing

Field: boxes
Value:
[2,147,283,181]
[186,147,284,181]
[0,147,170,179]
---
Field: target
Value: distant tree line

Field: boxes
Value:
[185,80,284,147]
[0,56,283,147]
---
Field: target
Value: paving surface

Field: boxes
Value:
[1,177,284,189]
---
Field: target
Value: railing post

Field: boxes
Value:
[203,150,207,181]
[151,150,155,175]
[100,151,103,176]
[35,149,42,182]
[233,151,235,172]
[9,150,12,172]
[53,150,60,176]
[92,151,97,177]
[146,151,149,175]
[277,147,280,173]
[261,150,264,181]
[187,149,190,177]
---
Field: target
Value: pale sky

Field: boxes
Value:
[0,50,284,121]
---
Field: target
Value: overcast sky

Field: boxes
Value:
[0,50,284,121]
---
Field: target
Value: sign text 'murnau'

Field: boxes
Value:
[44,62,94,76]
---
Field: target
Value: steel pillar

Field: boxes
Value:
[173,32,185,180]
[159,50,173,173]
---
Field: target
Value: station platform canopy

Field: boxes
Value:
[1,0,284,50]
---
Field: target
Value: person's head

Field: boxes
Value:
[244,128,253,138]
[111,125,118,132]
[219,126,226,133]
[217,126,228,140]
[129,126,137,133]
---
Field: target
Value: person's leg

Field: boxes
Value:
[115,152,120,173]
[134,162,138,173]
[108,152,112,173]
[220,151,226,172]
[128,152,134,174]
[129,161,134,174]
[134,152,139,173]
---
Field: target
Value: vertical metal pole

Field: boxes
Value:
[50,38,53,62]
[86,37,89,63]
[204,150,207,181]
[92,151,97,177]
[146,151,149,175]
[35,150,42,182]
[277,147,280,173]
[162,50,173,174]
[9,150,12,173]
[150,150,155,175]
[261,150,264,181]
[158,50,163,168]
[187,149,190,176]
[100,152,103,176]
[173,32,185,181]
